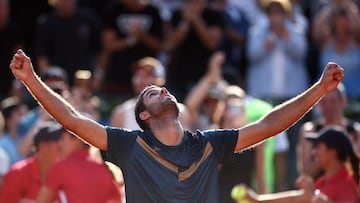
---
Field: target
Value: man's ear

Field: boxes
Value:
[139,111,151,121]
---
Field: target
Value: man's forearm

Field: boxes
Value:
[261,82,326,135]
[24,74,80,131]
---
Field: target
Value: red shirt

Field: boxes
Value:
[45,149,121,203]
[315,166,358,203]
[0,156,59,202]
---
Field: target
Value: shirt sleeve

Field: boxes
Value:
[203,129,239,164]
[101,127,138,167]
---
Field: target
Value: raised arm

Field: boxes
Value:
[184,51,226,127]
[235,62,344,151]
[9,49,108,150]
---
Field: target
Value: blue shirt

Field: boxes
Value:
[102,127,238,203]
[320,42,360,99]
[0,134,23,166]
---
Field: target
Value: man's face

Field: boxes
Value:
[142,86,179,117]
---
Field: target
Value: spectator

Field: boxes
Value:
[32,0,103,86]
[210,0,250,86]
[246,0,309,190]
[9,0,50,54]
[228,0,263,26]
[311,0,360,45]
[184,51,228,131]
[298,83,360,179]
[246,0,309,104]
[0,0,24,99]
[36,127,121,203]
[0,111,9,186]
[0,96,27,166]
[243,127,359,203]
[110,56,191,130]
[98,0,164,96]
[166,0,225,102]
[0,121,62,202]
[17,66,71,157]
[70,69,101,120]
[213,85,266,203]
[316,6,360,114]
[185,51,287,195]
[10,49,344,203]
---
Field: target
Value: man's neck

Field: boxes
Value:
[150,118,184,146]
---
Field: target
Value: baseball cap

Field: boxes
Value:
[34,121,64,148]
[132,57,166,85]
[305,127,354,158]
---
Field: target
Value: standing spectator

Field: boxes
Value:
[210,0,250,87]
[228,0,263,26]
[98,0,164,96]
[9,0,50,55]
[166,0,225,102]
[0,96,26,166]
[0,121,62,202]
[246,0,309,102]
[246,0,309,190]
[36,128,121,203]
[316,6,360,116]
[0,0,24,99]
[32,0,103,86]
[311,0,360,45]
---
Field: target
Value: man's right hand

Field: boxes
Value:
[9,49,35,82]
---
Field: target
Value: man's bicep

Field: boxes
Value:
[235,122,269,152]
[69,115,108,150]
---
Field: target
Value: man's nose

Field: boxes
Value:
[160,87,168,94]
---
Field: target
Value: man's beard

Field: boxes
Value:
[148,99,180,117]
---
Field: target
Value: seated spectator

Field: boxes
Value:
[36,128,121,202]
[241,127,359,203]
[0,121,62,202]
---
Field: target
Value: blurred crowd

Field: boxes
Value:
[0,0,360,202]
